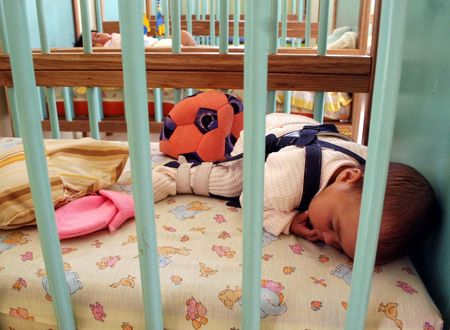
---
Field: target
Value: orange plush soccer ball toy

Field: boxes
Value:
[159,91,244,163]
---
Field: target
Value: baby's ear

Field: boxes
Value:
[337,168,363,185]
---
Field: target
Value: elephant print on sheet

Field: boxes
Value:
[36,262,82,301]
[219,280,287,318]
[330,263,353,285]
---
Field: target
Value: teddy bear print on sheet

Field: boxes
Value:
[0,139,443,329]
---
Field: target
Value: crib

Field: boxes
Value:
[1,0,449,329]
[1,0,373,143]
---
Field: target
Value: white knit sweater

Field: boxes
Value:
[153,113,367,237]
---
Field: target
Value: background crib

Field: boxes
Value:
[0,0,449,329]
[1,0,374,143]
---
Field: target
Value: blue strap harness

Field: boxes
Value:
[165,124,366,211]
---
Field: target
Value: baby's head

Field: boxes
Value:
[74,31,112,47]
[307,162,438,265]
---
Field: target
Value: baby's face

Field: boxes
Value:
[308,168,361,258]
[91,32,112,47]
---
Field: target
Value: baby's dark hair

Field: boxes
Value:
[350,162,439,265]
[74,30,97,47]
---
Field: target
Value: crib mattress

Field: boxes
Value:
[0,140,443,330]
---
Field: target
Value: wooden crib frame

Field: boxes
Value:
[1,0,450,328]
[1,0,374,142]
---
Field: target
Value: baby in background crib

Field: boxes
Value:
[152,113,439,265]
[74,29,197,48]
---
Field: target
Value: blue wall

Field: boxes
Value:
[25,0,75,48]
[390,0,450,326]
[335,0,360,32]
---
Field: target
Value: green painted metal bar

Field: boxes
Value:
[97,87,104,119]
[36,0,60,139]
[80,0,101,140]
[37,87,47,120]
[185,88,194,97]
[7,87,21,136]
[219,0,228,53]
[170,4,182,52]
[281,0,288,47]
[281,0,292,114]
[195,0,201,20]
[3,1,76,328]
[242,0,269,328]
[297,0,304,47]
[173,89,183,104]
[46,87,60,138]
[94,0,103,32]
[36,0,75,125]
[283,91,292,114]
[345,1,408,328]
[0,0,22,137]
[171,0,183,104]
[0,0,7,49]
[202,0,207,20]
[233,0,240,46]
[209,0,215,46]
[118,0,164,328]
[312,0,329,123]
[186,0,193,34]
[62,87,75,121]
[80,0,92,53]
[215,0,219,45]
[154,88,163,122]
[162,0,170,37]
[267,0,279,114]
[305,0,311,47]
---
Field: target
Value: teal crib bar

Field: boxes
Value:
[0,1,21,137]
[313,0,330,123]
[305,0,311,46]
[280,0,292,114]
[233,0,240,46]
[2,0,76,328]
[186,0,193,35]
[154,88,164,122]
[345,0,408,328]
[209,0,216,46]
[37,87,47,120]
[297,0,304,47]
[36,0,60,139]
[62,86,75,122]
[94,0,102,32]
[163,0,170,37]
[171,0,183,105]
[201,0,206,20]
[118,0,163,328]
[219,0,229,54]
[281,0,288,47]
[242,0,269,328]
[79,0,101,140]
[266,0,279,114]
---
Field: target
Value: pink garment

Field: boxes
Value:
[55,190,134,239]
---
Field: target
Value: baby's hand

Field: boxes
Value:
[290,211,319,242]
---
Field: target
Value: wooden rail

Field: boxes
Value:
[0,53,371,92]
[103,20,319,39]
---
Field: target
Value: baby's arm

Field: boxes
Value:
[289,211,319,242]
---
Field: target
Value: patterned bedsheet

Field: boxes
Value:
[0,138,443,329]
